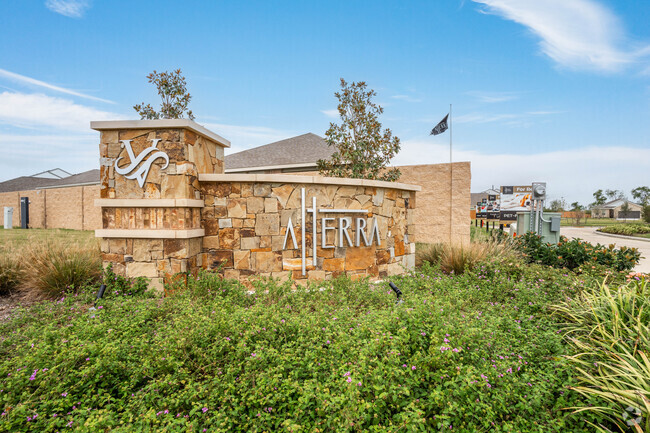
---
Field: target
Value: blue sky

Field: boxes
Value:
[1,0,649,204]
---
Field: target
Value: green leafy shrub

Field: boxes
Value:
[515,233,640,272]
[556,278,650,432]
[102,263,151,299]
[598,223,650,236]
[0,265,608,432]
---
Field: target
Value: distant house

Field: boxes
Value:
[470,188,500,210]
[591,198,643,220]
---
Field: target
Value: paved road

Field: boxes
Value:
[561,227,650,274]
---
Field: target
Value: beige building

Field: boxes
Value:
[591,198,643,220]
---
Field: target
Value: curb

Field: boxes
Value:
[595,231,650,243]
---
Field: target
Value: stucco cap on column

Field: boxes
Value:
[90,119,230,148]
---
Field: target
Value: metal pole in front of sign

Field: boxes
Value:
[312,196,317,270]
[301,187,306,276]
[449,103,453,245]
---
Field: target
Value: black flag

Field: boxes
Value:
[430,114,449,136]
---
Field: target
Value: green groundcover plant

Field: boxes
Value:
[0,262,619,432]
[598,223,650,237]
[515,233,640,272]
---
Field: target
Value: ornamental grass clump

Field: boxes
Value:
[19,237,102,298]
[417,236,516,274]
[0,250,22,296]
[557,278,650,432]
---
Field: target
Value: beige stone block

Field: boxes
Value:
[101,130,118,145]
[161,175,190,199]
[126,262,158,278]
[243,218,255,228]
[234,250,250,270]
[246,196,264,213]
[372,189,385,206]
[232,218,243,228]
[109,239,127,254]
[264,197,278,213]
[255,251,282,272]
[255,213,280,235]
[345,246,375,270]
[254,183,272,197]
[272,184,294,208]
[203,235,219,249]
[308,270,326,280]
[219,218,232,228]
[387,261,403,275]
[282,257,314,271]
[227,198,247,218]
[241,236,260,250]
[271,235,284,251]
[271,271,291,283]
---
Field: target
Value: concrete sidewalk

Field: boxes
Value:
[561,226,650,273]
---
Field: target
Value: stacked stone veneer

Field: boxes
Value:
[197,175,419,281]
[92,121,420,289]
[92,120,229,290]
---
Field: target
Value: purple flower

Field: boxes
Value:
[346,377,352,383]
[202,407,208,413]
[61,392,68,397]
[412,366,416,370]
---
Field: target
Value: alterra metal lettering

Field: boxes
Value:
[114,139,170,188]
[284,187,381,275]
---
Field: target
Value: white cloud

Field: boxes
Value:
[0,133,100,181]
[0,92,122,132]
[391,94,422,103]
[393,138,650,204]
[472,0,649,72]
[0,68,113,104]
[321,109,339,119]
[466,91,519,103]
[45,0,90,18]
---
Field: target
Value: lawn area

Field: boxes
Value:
[560,217,623,227]
[0,228,95,245]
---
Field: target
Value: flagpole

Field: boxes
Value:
[449,103,453,245]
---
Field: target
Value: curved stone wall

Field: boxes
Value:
[198,174,420,281]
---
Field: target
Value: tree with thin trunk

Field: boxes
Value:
[134,69,195,121]
[317,79,401,181]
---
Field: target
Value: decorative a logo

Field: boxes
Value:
[115,139,169,188]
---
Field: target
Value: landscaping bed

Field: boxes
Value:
[598,223,650,239]
[0,232,647,432]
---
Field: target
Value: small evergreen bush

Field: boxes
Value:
[515,233,640,272]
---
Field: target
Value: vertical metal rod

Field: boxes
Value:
[449,103,453,245]
[312,196,317,269]
[301,188,306,276]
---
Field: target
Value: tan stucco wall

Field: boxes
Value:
[0,185,101,230]
[397,162,471,245]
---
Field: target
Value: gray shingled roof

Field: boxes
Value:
[225,133,334,170]
[0,169,100,193]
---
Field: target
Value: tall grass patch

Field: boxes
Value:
[0,230,101,299]
[557,278,650,432]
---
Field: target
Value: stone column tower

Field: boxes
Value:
[92,120,229,291]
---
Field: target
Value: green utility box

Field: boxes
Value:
[512,212,562,244]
